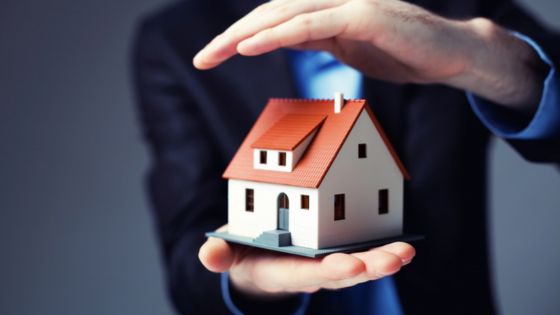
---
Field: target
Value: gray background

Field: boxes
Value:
[0,0,558,314]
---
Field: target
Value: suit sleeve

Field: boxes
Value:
[467,0,560,163]
[132,19,230,314]
[132,18,313,315]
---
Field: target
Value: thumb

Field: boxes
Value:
[198,236,235,273]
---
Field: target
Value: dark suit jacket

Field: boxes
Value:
[132,0,560,314]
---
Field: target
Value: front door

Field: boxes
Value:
[277,193,289,230]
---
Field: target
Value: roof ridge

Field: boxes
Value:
[223,98,409,187]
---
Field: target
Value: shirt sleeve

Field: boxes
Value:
[466,32,560,140]
[221,272,311,315]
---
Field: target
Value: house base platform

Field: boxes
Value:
[205,230,424,258]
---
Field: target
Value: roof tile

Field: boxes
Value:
[251,114,326,150]
[223,98,409,188]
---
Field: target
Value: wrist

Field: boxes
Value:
[446,18,546,113]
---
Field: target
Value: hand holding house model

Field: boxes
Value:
[207,93,421,258]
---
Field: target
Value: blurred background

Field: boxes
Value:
[0,0,558,314]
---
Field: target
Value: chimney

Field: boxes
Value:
[334,92,344,113]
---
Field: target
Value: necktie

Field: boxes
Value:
[289,49,404,315]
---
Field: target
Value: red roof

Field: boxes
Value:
[251,114,326,150]
[223,98,410,188]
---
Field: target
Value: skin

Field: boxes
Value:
[194,0,546,111]
[200,225,416,297]
[195,0,546,298]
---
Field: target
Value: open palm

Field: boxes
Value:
[199,226,415,296]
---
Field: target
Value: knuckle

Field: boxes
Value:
[294,14,313,28]
[262,28,275,38]
[276,4,291,15]
[257,28,277,44]
[353,0,379,15]
[225,28,242,41]
[470,17,498,38]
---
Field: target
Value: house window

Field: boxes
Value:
[358,143,367,158]
[378,189,389,214]
[259,150,267,164]
[301,195,309,210]
[334,194,345,220]
[278,152,286,166]
[245,189,254,212]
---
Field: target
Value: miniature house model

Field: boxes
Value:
[222,94,410,250]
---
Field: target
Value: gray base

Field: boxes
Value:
[254,230,292,247]
[205,230,424,258]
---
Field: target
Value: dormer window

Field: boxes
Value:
[278,152,286,166]
[251,113,326,172]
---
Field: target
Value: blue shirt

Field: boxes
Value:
[221,33,559,315]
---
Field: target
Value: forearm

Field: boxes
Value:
[445,18,548,114]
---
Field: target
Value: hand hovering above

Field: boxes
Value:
[199,226,415,297]
[194,0,546,112]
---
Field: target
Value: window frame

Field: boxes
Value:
[245,188,254,212]
[358,143,367,159]
[378,189,389,214]
[301,195,309,210]
[278,152,287,166]
[259,150,267,164]
[334,194,345,220]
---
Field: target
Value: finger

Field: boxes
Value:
[224,0,293,35]
[288,38,337,52]
[198,236,235,273]
[224,0,346,45]
[375,242,416,264]
[320,253,367,280]
[225,0,338,41]
[250,252,365,292]
[286,285,321,294]
[319,249,404,290]
[351,247,403,278]
[192,33,237,70]
[237,7,348,56]
[193,0,345,69]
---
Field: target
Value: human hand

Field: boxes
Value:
[199,225,415,297]
[194,0,545,111]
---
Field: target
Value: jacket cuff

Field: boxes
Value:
[466,32,560,139]
[220,272,311,315]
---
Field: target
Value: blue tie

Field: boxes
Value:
[290,50,362,98]
[288,49,404,315]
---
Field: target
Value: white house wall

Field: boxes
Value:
[317,109,403,248]
[228,179,319,248]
